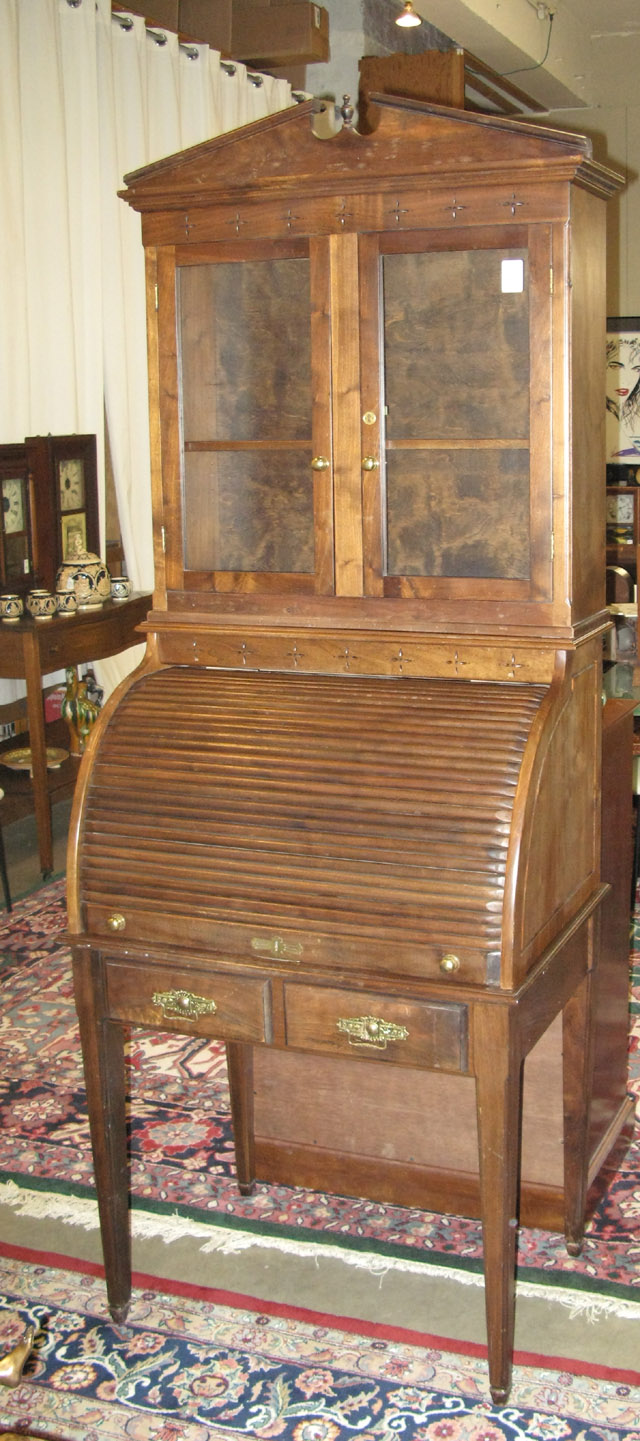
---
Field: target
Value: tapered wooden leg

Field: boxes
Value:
[473,1003,522,1407]
[226,1041,256,1195]
[72,949,131,1322]
[562,969,595,1255]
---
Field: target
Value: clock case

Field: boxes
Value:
[0,434,99,596]
[0,445,31,592]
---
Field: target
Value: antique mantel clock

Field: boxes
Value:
[0,433,99,595]
[67,98,624,1404]
[25,433,99,590]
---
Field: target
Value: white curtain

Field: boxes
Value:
[0,0,292,701]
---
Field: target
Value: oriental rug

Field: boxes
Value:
[0,1249,638,1439]
[1,880,639,1318]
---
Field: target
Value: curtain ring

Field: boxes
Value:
[248,73,264,87]
[220,60,237,75]
[148,28,168,45]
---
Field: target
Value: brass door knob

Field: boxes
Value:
[310,456,330,470]
[106,912,126,933]
[361,456,379,471]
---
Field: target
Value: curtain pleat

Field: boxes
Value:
[0,0,293,702]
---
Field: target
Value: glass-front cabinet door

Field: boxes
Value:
[361,225,553,602]
[169,224,552,606]
[176,239,333,595]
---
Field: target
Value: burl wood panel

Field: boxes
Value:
[179,257,314,576]
[386,448,530,579]
[382,249,530,442]
[382,247,531,580]
[183,449,315,574]
[179,258,311,442]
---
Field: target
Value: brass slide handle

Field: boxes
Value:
[152,989,217,1021]
[337,1014,408,1050]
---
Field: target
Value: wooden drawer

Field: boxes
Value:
[105,958,272,1043]
[284,983,468,1073]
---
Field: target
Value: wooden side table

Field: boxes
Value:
[0,594,151,876]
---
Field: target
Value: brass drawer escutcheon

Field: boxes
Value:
[337,1014,409,1050]
[251,935,303,962]
[152,988,217,1021]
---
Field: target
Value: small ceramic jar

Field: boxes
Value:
[56,550,111,609]
[0,593,24,622]
[27,589,57,621]
[55,590,78,617]
[110,575,132,601]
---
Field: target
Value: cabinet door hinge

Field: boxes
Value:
[549,267,554,295]
[161,525,166,552]
[154,284,159,311]
[550,531,555,561]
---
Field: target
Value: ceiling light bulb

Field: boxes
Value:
[396,1,422,27]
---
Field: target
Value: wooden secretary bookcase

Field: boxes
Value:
[67,97,628,1404]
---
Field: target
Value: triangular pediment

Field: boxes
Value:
[121,94,621,212]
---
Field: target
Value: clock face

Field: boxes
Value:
[2,476,25,534]
[58,457,85,512]
[607,492,635,525]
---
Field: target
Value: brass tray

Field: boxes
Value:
[1,745,69,773]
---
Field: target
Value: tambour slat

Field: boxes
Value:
[79,667,546,954]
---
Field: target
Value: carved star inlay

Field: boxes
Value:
[501,192,525,217]
[389,200,408,225]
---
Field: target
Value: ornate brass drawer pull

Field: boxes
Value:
[251,935,303,961]
[152,988,217,1021]
[337,1014,409,1050]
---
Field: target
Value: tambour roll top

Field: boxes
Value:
[77,667,547,988]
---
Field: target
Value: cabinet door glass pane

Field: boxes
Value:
[179,257,313,573]
[184,451,314,574]
[383,248,530,579]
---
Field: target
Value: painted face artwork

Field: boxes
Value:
[606,334,640,460]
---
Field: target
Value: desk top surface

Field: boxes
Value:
[0,593,152,677]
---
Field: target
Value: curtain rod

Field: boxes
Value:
[107,6,265,83]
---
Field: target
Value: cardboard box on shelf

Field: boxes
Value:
[180,0,232,51]
[232,2,329,66]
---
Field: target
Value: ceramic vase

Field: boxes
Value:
[56,551,111,609]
